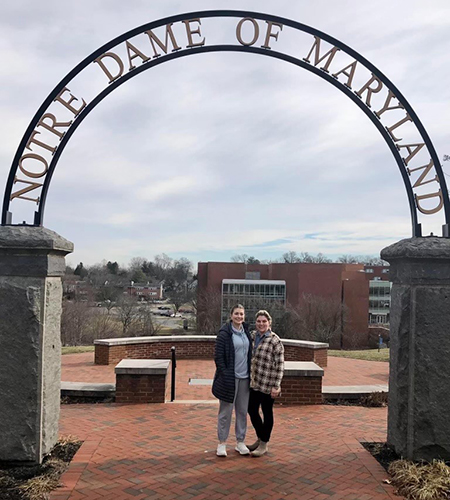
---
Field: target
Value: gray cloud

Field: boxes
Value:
[1,0,449,265]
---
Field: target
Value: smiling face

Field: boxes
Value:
[256,315,271,334]
[230,307,245,327]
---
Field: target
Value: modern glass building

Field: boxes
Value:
[368,279,391,324]
[221,279,286,328]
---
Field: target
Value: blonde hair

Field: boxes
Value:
[255,309,272,324]
[230,304,245,316]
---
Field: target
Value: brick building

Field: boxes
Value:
[127,281,163,301]
[197,262,390,349]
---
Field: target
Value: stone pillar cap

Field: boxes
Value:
[381,236,450,261]
[0,226,73,253]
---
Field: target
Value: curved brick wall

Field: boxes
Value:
[94,335,328,367]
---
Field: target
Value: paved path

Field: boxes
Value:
[61,353,389,401]
[54,354,398,499]
[52,403,396,500]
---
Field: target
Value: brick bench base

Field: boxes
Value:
[277,362,324,405]
[115,359,170,404]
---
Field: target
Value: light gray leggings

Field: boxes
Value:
[217,378,250,443]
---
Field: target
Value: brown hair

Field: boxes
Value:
[255,309,272,324]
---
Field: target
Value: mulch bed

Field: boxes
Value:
[363,441,400,471]
[325,391,388,407]
[0,437,82,500]
[61,395,114,404]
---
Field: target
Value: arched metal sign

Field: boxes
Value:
[2,10,449,237]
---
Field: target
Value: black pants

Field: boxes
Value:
[248,388,275,443]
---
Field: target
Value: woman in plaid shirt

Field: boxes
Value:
[247,310,284,457]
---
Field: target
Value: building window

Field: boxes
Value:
[368,280,392,325]
[221,280,286,328]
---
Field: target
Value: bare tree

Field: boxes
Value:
[61,299,91,346]
[338,254,388,266]
[166,286,196,313]
[312,253,332,264]
[298,252,332,263]
[129,257,147,273]
[134,305,162,336]
[116,296,140,336]
[231,254,249,263]
[282,251,331,264]
[154,253,173,270]
[300,294,344,343]
[196,287,223,334]
[338,254,359,264]
[359,255,388,266]
[282,251,301,263]
[276,295,346,344]
[89,307,119,340]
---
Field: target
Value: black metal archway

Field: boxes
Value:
[2,10,449,236]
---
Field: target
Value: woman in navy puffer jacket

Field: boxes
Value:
[212,304,252,457]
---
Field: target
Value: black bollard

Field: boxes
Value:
[171,346,176,402]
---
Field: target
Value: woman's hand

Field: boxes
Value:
[271,387,281,398]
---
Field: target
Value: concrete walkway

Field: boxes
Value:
[52,353,398,499]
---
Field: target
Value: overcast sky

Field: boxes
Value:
[1,1,449,268]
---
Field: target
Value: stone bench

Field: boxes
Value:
[277,361,324,405]
[115,359,170,404]
[95,335,328,367]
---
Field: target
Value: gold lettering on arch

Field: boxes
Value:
[125,41,150,70]
[7,14,446,226]
[408,159,439,189]
[10,177,42,203]
[145,23,181,57]
[303,36,340,72]
[415,190,444,215]
[94,52,125,83]
[236,18,260,46]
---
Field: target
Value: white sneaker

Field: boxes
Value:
[251,441,268,457]
[216,443,227,457]
[246,439,260,452]
[235,442,250,455]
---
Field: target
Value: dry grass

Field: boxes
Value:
[360,391,388,407]
[389,459,450,500]
[0,435,82,500]
[328,348,390,362]
[17,474,61,500]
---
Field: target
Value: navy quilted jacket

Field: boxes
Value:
[212,322,252,403]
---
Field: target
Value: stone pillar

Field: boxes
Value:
[0,226,73,464]
[381,236,450,461]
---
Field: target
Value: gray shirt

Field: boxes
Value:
[231,324,250,379]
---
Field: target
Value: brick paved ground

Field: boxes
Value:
[52,403,397,500]
[61,353,389,400]
[56,353,397,499]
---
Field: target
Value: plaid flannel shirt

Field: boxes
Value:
[250,330,284,395]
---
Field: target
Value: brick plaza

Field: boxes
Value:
[51,354,397,499]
